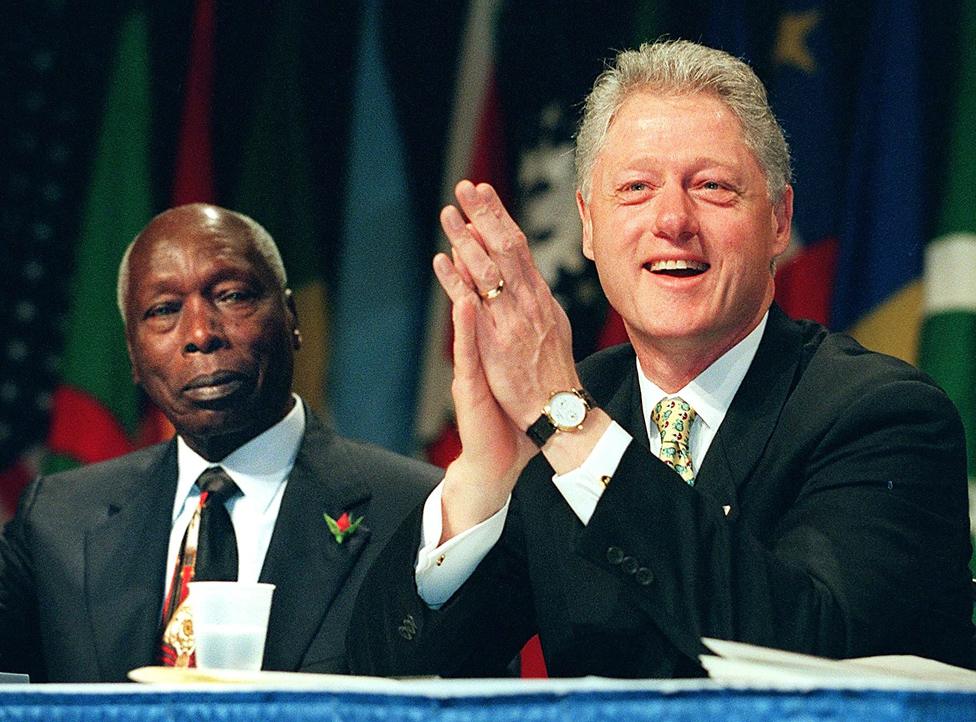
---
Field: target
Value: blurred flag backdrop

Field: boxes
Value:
[2,0,973,639]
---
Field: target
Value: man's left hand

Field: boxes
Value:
[437,180,582,431]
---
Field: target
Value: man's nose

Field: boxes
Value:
[180,298,226,354]
[652,184,699,243]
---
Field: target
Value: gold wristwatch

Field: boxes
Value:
[526,388,596,447]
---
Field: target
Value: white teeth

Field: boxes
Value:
[648,259,708,272]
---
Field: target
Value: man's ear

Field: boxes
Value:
[284,289,302,349]
[771,184,794,258]
[577,190,595,261]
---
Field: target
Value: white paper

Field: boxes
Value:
[701,637,976,690]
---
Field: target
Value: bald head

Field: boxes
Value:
[117,204,287,323]
[119,203,301,459]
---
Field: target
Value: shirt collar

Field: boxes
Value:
[638,312,768,436]
[174,394,306,518]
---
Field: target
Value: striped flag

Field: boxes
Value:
[415,0,504,467]
[44,8,156,472]
[918,0,976,524]
[0,2,101,513]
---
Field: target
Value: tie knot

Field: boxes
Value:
[651,396,697,484]
[652,397,697,440]
[196,467,240,505]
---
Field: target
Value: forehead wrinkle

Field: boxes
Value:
[597,115,760,193]
[129,242,262,313]
[611,153,742,173]
[606,92,746,143]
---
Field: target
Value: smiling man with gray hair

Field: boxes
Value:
[350,40,973,678]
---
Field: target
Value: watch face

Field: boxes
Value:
[548,391,587,429]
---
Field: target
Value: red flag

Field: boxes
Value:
[417,0,505,468]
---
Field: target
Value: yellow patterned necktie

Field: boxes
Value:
[651,397,697,485]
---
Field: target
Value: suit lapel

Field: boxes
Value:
[583,315,802,513]
[587,347,649,449]
[259,412,371,671]
[85,442,177,681]
[694,306,803,508]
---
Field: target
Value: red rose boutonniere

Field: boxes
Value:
[324,511,364,544]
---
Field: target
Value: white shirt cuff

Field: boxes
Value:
[415,481,510,607]
[551,420,632,524]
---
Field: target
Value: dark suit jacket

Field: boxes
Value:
[350,306,974,677]
[0,408,439,682]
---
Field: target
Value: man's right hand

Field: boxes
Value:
[435,253,536,543]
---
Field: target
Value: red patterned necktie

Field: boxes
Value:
[159,467,240,667]
[651,397,698,485]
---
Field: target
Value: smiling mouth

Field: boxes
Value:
[183,372,249,404]
[645,259,710,277]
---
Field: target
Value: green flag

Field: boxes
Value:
[232,3,329,412]
[918,2,976,558]
[45,9,154,469]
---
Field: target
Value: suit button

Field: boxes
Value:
[621,556,638,575]
[606,546,624,565]
[635,567,654,585]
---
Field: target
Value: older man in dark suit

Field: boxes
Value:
[0,203,439,682]
[350,40,973,677]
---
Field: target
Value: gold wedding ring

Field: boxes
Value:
[480,279,505,300]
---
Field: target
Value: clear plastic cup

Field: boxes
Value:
[187,581,276,671]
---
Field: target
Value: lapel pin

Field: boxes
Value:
[324,511,364,544]
[722,505,731,517]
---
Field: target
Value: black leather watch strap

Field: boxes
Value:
[526,414,558,447]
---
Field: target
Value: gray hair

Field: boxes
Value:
[575,39,792,203]
[116,205,288,320]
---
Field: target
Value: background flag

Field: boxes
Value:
[229,2,332,412]
[918,0,976,536]
[327,0,428,454]
[170,0,216,206]
[44,8,156,473]
[832,0,925,364]
[0,2,111,513]
[415,0,505,468]
[768,0,842,326]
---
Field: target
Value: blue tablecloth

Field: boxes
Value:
[2,682,976,721]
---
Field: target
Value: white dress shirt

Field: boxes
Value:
[416,314,769,606]
[163,395,305,600]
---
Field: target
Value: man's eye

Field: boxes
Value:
[216,289,256,304]
[145,302,178,319]
[626,182,648,192]
[697,181,737,201]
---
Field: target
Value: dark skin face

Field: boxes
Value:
[124,204,300,461]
